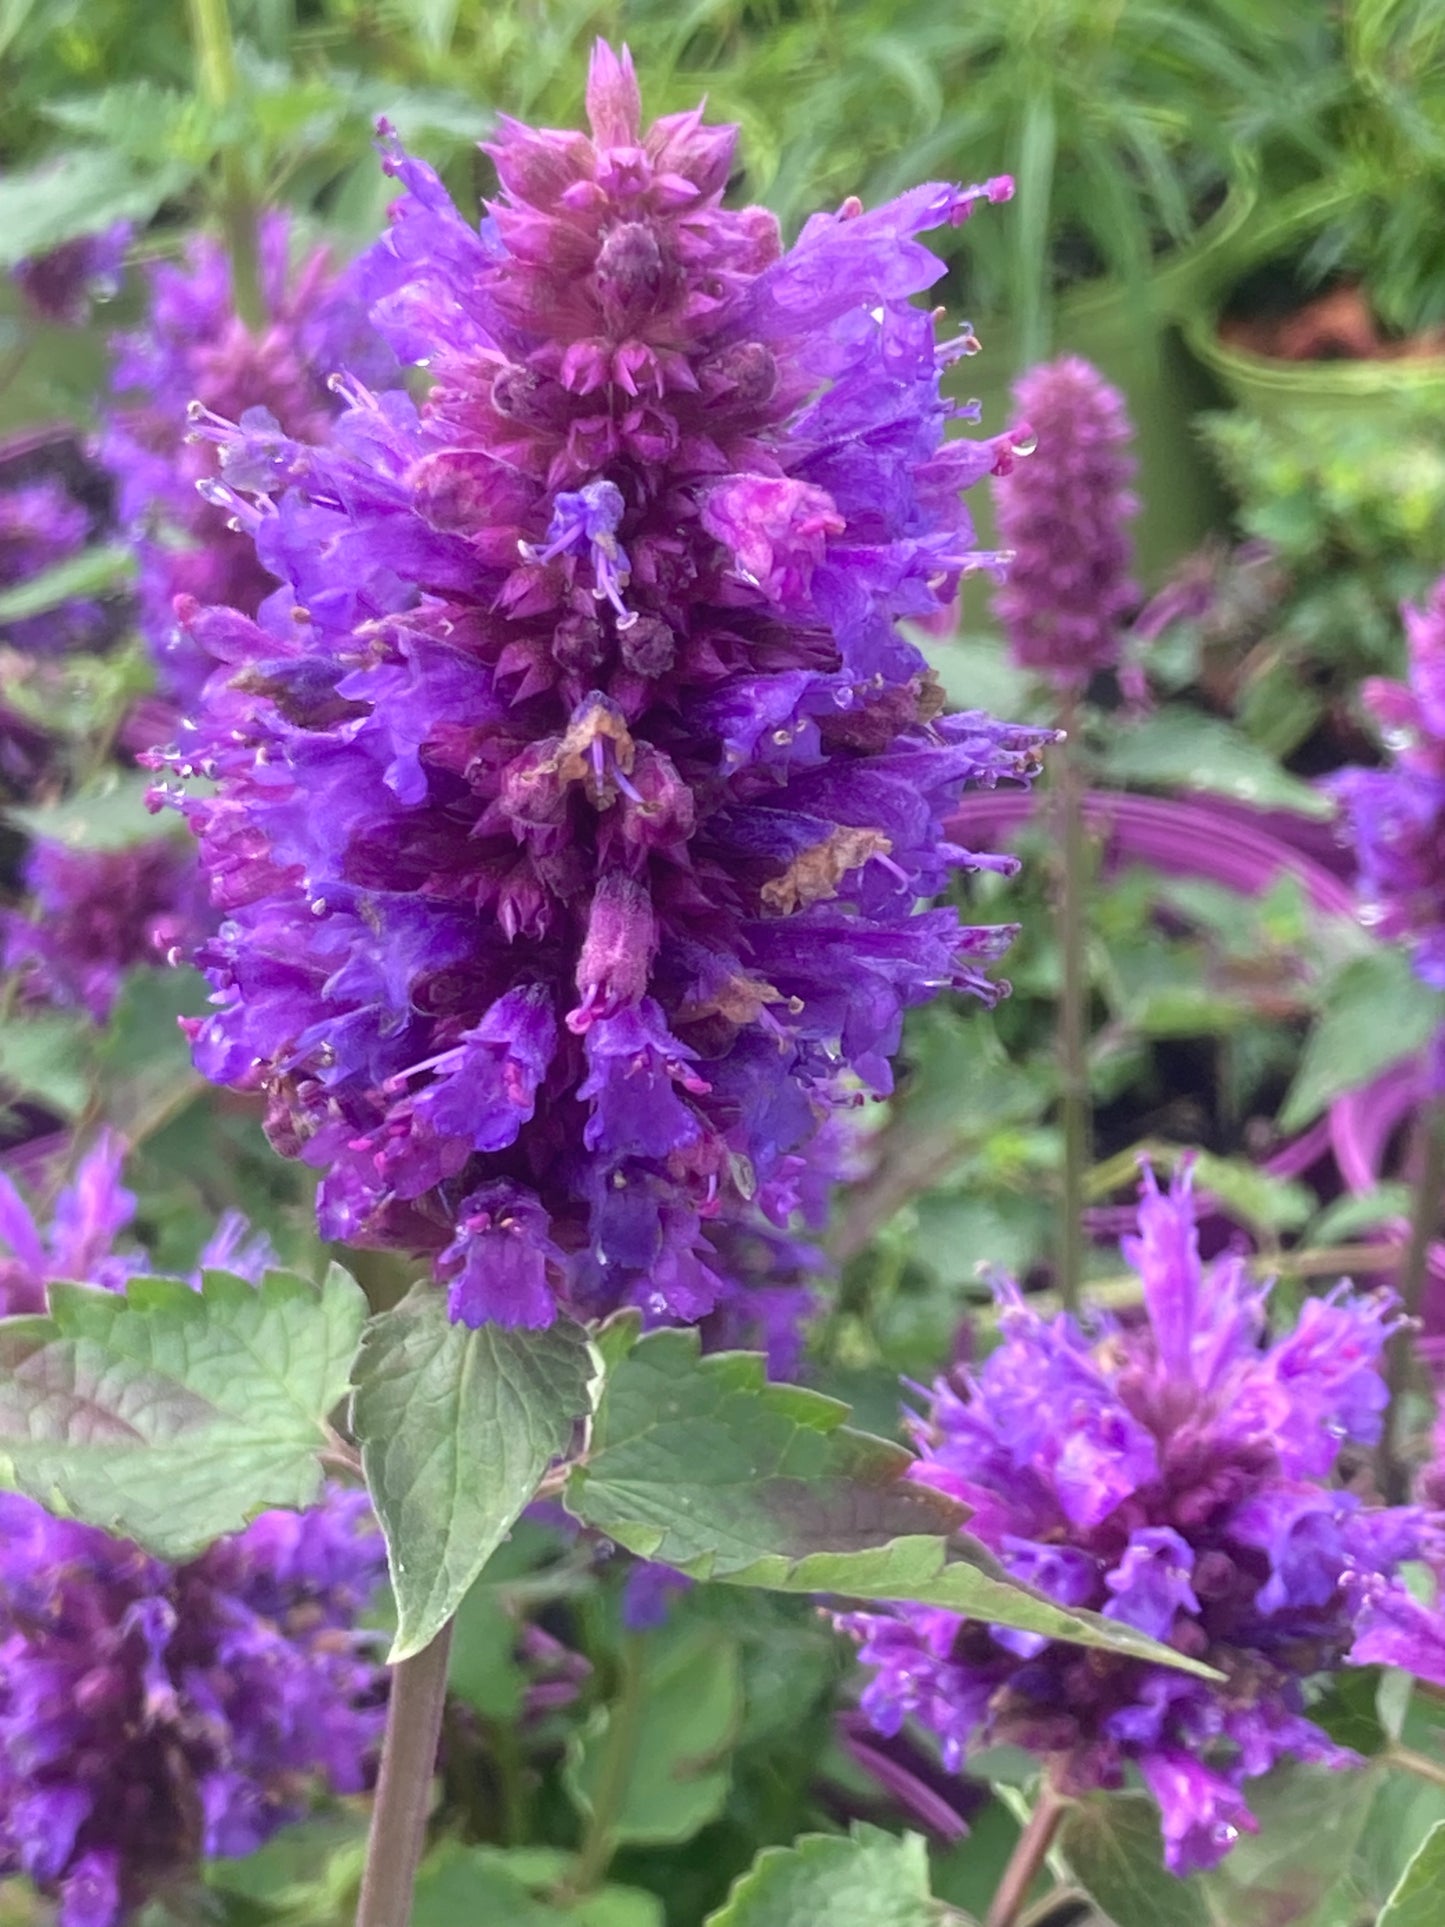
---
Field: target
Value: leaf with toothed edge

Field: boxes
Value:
[0,1263,367,1559]
[350,1284,598,1662]
[564,1324,1221,1677]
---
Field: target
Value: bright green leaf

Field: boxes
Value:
[1062,1796,1211,1927]
[705,1824,940,1927]
[0,542,132,626]
[350,1285,596,1662]
[1380,1822,1445,1927]
[567,1628,743,1847]
[1097,709,1334,817]
[566,1329,1219,1678]
[412,1842,661,1926]
[1281,950,1442,1131]
[0,1264,367,1558]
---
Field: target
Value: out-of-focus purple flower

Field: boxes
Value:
[152,42,1048,1346]
[4,836,207,1023]
[0,477,108,655]
[14,223,130,325]
[98,213,389,703]
[835,1164,1442,1877]
[0,1130,141,1312]
[0,1486,384,1927]
[1332,579,1445,1085]
[620,1559,693,1631]
[992,355,1139,694]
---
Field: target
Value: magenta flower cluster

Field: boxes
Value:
[836,1165,1439,1876]
[0,1134,384,1927]
[99,213,387,702]
[152,43,1049,1341]
[992,354,1139,693]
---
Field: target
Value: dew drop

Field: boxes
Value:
[1012,430,1039,457]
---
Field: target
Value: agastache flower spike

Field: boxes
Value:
[992,354,1140,692]
[154,42,1050,1341]
[836,1165,1444,1876]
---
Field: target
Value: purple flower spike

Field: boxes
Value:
[835,1163,1445,1877]
[154,41,1049,1343]
[0,1488,385,1926]
[0,476,108,656]
[992,354,1139,693]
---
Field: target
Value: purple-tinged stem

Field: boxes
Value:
[985,1784,1067,1927]
[1056,703,1089,1312]
[355,1620,454,1927]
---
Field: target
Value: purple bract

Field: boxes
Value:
[152,41,1050,1341]
[835,1164,1441,1876]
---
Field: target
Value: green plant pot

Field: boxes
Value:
[952,183,1254,589]
[1181,302,1445,428]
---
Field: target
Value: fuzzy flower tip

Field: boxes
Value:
[3,836,207,1024]
[0,1137,385,1926]
[98,212,391,704]
[835,1163,1444,1877]
[992,354,1139,692]
[1332,577,1445,1082]
[0,1488,385,1927]
[150,40,1051,1345]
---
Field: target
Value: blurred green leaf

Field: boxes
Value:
[1096,709,1334,817]
[1063,1795,1211,1927]
[412,1842,662,1926]
[1281,949,1441,1130]
[1198,1761,1380,1927]
[7,769,178,853]
[0,1008,94,1120]
[350,1284,596,1662]
[567,1626,743,1847]
[567,1327,1219,1677]
[0,1263,367,1558]
[447,1578,525,1721]
[0,149,193,268]
[705,1824,941,1927]
[94,966,205,1143]
[0,543,132,625]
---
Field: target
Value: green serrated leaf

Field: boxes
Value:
[566,1329,1219,1678]
[1380,1821,1445,1927]
[1097,709,1334,818]
[705,1823,939,1927]
[0,1264,367,1558]
[1281,950,1442,1131]
[0,542,133,626]
[1061,1796,1211,1927]
[350,1285,596,1662]
[567,1627,742,1847]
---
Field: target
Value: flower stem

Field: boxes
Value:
[567,1635,645,1896]
[1389,1743,1445,1793]
[185,0,264,330]
[1379,1099,1445,1501]
[985,1784,1067,1927]
[1056,699,1090,1313]
[355,1620,454,1927]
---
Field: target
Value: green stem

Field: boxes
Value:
[355,1621,454,1927]
[185,0,264,329]
[568,1635,645,1895]
[1056,701,1089,1313]
[1388,1743,1445,1794]
[985,1785,1066,1927]
[1379,1101,1445,1501]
